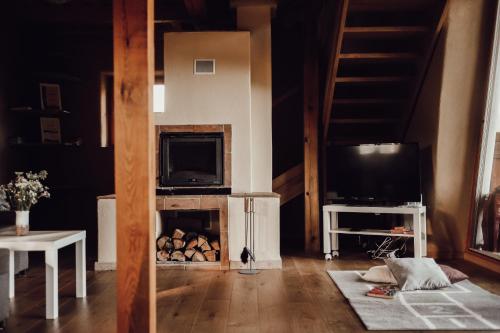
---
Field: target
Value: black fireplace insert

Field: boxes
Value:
[159,132,224,187]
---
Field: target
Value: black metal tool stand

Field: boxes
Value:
[239,196,259,275]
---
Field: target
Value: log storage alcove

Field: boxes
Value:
[156,195,229,270]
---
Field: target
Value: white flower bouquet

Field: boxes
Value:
[0,171,50,211]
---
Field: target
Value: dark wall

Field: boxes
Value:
[0,7,14,185]
[1,14,115,260]
[272,9,306,250]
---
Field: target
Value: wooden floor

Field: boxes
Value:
[4,254,500,333]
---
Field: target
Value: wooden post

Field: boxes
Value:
[304,16,321,253]
[113,0,156,332]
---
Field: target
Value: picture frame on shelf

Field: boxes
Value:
[40,117,62,144]
[39,83,62,110]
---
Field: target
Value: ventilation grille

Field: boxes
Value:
[194,59,215,75]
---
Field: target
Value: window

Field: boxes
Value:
[470,6,500,261]
[153,84,165,113]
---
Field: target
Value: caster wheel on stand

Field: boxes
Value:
[331,251,339,258]
[324,253,332,261]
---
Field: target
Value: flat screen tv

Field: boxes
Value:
[328,143,421,204]
[159,132,223,187]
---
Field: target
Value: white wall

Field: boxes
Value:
[406,0,496,258]
[228,196,281,269]
[155,32,252,192]
[236,5,273,192]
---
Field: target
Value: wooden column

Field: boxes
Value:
[304,17,321,253]
[113,0,156,332]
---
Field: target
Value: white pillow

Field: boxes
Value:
[361,265,398,284]
[385,258,451,291]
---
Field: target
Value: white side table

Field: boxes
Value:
[0,230,86,319]
[323,205,426,260]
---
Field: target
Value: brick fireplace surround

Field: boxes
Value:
[155,124,231,269]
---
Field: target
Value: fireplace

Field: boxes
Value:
[156,124,232,195]
[159,132,224,187]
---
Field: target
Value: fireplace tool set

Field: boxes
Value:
[240,196,259,275]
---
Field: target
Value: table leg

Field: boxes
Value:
[323,209,331,259]
[421,211,427,257]
[331,212,339,258]
[76,238,86,298]
[413,213,422,259]
[45,249,58,319]
[8,250,14,299]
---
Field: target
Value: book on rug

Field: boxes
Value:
[366,286,398,299]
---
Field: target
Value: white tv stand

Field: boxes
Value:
[322,204,427,260]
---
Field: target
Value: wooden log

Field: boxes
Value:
[209,240,220,251]
[156,250,170,261]
[165,238,174,251]
[192,251,206,262]
[172,228,186,239]
[200,241,211,252]
[186,238,198,250]
[203,250,217,262]
[173,238,185,250]
[184,248,196,259]
[197,235,208,247]
[171,250,186,262]
[185,232,198,241]
[156,236,170,250]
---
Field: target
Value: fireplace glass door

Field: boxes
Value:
[160,132,224,187]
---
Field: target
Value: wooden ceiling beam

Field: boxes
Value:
[322,0,350,142]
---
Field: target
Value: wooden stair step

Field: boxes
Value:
[331,118,398,124]
[343,26,430,37]
[348,0,437,12]
[339,52,419,60]
[333,98,405,105]
[336,76,412,83]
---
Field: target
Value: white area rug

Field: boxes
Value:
[328,270,500,330]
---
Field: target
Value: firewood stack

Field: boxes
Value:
[156,228,220,263]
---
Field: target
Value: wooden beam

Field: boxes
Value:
[113,0,156,332]
[304,12,321,254]
[272,164,304,206]
[272,163,304,190]
[322,0,349,142]
[400,0,449,139]
[272,85,300,109]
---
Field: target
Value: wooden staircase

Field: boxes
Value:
[321,0,449,144]
[272,163,304,206]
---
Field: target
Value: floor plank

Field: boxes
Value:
[4,254,500,333]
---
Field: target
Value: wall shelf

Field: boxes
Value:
[10,107,71,116]
[9,142,81,148]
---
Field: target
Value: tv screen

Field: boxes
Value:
[328,143,421,203]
